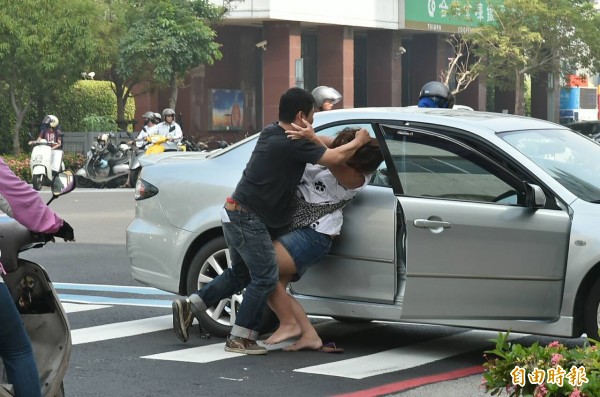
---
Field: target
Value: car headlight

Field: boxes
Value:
[134,178,159,200]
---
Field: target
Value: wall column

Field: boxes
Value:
[262,21,302,124]
[317,26,354,108]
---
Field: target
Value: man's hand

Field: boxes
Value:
[285,119,326,147]
[355,128,371,145]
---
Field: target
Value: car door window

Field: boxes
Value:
[315,123,387,186]
[379,125,526,205]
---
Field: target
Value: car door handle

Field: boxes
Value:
[413,219,452,229]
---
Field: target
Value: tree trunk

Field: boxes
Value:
[9,86,28,156]
[514,69,525,116]
[169,75,178,110]
[113,76,128,132]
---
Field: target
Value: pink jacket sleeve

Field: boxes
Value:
[0,157,63,233]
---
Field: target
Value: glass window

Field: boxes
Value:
[384,127,523,205]
[501,128,600,202]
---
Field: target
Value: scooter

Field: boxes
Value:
[0,171,75,397]
[75,133,130,188]
[29,140,65,191]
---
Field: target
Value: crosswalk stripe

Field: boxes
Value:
[294,330,515,379]
[62,302,111,313]
[142,343,243,362]
[71,315,172,345]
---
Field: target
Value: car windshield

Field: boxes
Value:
[500,129,600,202]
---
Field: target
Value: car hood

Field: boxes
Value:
[139,151,215,167]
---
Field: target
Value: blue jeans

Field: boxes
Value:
[193,209,278,340]
[276,227,332,282]
[0,282,42,397]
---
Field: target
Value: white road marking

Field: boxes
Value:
[71,315,172,345]
[62,302,111,313]
[142,343,242,362]
[294,330,523,379]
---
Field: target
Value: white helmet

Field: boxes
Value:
[311,86,342,109]
[42,115,59,128]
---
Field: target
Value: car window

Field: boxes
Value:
[379,125,525,205]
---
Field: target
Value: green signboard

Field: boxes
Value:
[405,0,501,33]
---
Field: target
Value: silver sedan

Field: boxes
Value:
[126,108,600,340]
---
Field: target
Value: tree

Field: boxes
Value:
[0,0,101,154]
[118,0,227,112]
[456,0,600,115]
[440,34,482,96]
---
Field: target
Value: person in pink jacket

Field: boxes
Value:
[0,156,74,397]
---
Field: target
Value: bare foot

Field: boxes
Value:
[283,335,323,351]
[263,324,301,345]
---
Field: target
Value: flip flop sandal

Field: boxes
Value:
[318,342,344,354]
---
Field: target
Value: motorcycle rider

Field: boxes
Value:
[0,156,74,397]
[155,108,182,150]
[417,81,455,108]
[311,86,342,112]
[132,111,159,148]
[29,115,62,150]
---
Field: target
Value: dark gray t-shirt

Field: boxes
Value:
[232,122,326,230]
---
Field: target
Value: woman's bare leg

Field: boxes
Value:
[282,296,323,351]
[264,241,302,344]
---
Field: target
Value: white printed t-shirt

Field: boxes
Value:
[296,163,370,236]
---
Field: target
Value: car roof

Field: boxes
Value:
[313,107,565,134]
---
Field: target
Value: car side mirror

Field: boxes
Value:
[525,183,546,208]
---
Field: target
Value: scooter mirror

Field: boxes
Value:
[49,170,76,203]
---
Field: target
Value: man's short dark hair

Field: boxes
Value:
[278,88,315,123]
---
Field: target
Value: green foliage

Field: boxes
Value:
[117,0,225,93]
[483,331,600,396]
[0,0,104,154]
[49,80,135,132]
[2,153,86,181]
[81,115,118,132]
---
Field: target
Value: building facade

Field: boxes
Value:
[136,0,553,143]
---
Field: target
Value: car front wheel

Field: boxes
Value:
[185,236,278,338]
[583,278,600,340]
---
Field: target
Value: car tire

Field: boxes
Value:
[583,278,600,340]
[186,236,278,338]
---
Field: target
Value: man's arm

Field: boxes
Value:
[286,121,369,163]
[317,130,370,168]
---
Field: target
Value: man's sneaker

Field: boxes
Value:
[224,335,268,355]
[172,298,194,342]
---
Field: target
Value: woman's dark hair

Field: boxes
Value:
[331,128,384,174]
[278,88,316,123]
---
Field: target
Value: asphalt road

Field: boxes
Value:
[15,188,583,397]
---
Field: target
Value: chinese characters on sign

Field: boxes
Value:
[510,366,589,388]
[405,0,500,33]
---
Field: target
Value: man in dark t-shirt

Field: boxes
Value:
[172,88,370,354]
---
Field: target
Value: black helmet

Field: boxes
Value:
[311,86,342,109]
[418,81,455,109]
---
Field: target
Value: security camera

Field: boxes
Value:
[398,46,406,55]
[255,40,267,51]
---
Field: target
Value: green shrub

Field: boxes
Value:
[81,114,119,132]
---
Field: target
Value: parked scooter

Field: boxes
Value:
[0,171,75,397]
[75,133,130,188]
[29,139,65,191]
